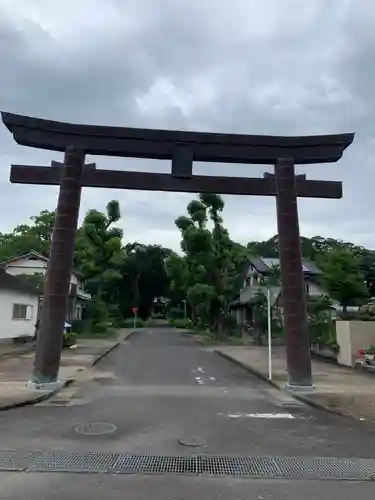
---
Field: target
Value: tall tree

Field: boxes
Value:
[75,201,125,318]
[166,193,248,333]
[318,248,368,312]
[0,209,55,261]
[119,243,172,318]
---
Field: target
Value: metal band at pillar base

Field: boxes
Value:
[26,379,64,391]
[285,383,315,392]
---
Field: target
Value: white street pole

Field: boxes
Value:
[183,300,187,319]
[267,288,272,380]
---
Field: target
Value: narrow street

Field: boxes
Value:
[0,328,374,499]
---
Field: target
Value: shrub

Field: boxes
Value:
[152,313,165,319]
[63,331,77,348]
[122,317,145,328]
[91,321,108,334]
[168,307,185,320]
[221,314,239,334]
[107,304,124,327]
[170,318,193,329]
[326,337,340,354]
[86,300,108,324]
[71,319,86,334]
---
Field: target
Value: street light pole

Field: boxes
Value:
[267,288,272,380]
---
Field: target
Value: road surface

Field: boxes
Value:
[0,327,374,499]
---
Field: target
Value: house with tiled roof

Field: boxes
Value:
[1,251,91,323]
[0,267,39,340]
[230,256,334,323]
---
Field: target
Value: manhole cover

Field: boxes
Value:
[179,437,207,447]
[73,422,118,436]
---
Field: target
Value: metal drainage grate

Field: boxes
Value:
[1,450,375,481]
[72,422,118,436]
[0,451,20,471]
[27,451,118,472]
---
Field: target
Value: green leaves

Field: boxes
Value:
[169,193,248,331]
[318,248,368,310]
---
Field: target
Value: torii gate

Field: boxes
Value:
[1,112,354,390]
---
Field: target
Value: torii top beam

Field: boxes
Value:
[1,112,354,165]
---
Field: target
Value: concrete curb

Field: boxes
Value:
[0,379,74,412]
[0,330,138,412]
[91,342,121,366]
[215,350,281,390]
[215,349,351,420]
[91,328,138,366]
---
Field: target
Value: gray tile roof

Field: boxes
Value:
[248,256,321,275]
[0,268,39,296]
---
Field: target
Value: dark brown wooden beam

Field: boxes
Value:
[2,112,354,164]
[171,145,193,178]
[10,165,343,198]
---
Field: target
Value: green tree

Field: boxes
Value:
[119,243,172,318]
[0,209,55,261]
[166,193,248,335]
[318,248,368,312]
[75,200,125,322]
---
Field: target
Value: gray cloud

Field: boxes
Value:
[0,0,374,251]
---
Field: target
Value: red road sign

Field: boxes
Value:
[132,307,138,314]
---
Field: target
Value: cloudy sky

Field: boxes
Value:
[0,0,373,251]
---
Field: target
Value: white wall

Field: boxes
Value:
[337,321,375,367]
[306,280,325,296]
[0,289,39,339]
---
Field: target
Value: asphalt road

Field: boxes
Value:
[0,327,374,499]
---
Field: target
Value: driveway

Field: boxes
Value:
[0,327,373,499]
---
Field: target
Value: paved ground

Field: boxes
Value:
[216,345,375,421]
[0,327,374,498]
[0,329,134,409]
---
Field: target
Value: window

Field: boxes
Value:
[12,304,33,320]
[305,283,310,294]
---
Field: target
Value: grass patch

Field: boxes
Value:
[78,327,118,340]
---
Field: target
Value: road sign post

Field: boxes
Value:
[132,307,138,329]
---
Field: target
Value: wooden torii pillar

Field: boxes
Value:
[1,112,354,390]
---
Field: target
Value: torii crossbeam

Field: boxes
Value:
[1,111,354,391]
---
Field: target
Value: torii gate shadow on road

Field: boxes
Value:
[1,112,354,390]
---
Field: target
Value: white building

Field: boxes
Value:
[0,268,39,340]
[2,251,91,322]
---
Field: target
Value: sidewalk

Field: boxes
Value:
[215,346,375,422]
[0,328,135,410]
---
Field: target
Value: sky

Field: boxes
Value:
[0,0,374,252]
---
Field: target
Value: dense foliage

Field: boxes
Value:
[1,195,375,338]
[165,194,248,336]
[0,201,171,331]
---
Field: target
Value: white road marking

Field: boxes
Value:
[217,412,295,419]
